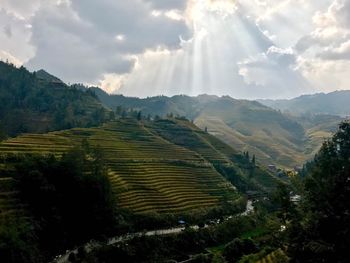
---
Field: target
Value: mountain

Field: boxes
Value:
[0,117,278,217]
[35,69,63,84]
[0,62,110,139]
[258,90,350,116]
[92,88,342,168]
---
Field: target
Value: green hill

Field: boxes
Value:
[0,62,110,139]
[0,118,278,216]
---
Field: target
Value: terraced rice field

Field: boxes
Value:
[0,169,28,219]
[146,119,233,164]
[256,249,289,263]
[0,119,239,214]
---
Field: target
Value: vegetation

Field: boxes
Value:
[64,120,350,263]
[286,121,350,262]
[0,146,117,262]
[0,116,279,262]
[0,61,110,138]
[73,215,265,263]
[0,116,280,217]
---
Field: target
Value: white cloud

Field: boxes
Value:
[99,73,128,93]
[0,50,22,66]
[297,57,350,91]
[293,0,350,92]
[0,0,41,20]
[0,8,35,64]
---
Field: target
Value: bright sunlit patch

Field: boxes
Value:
[115,34,125,42]
[0,51,22,66]
[165,10,184,21]
[151,10,162,17]
[100,73,128,93]
[188,0,238,22]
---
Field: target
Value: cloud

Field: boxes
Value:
[0,0,41,19]
[0,50,22,66]
[1,0,349,98]
[116,7,312,99]
[319,40,350,60]
[292,0,350,92]
[296,0,350,54]
[0,8,34,63]
[297,57,350,91]
[18,0,191,84]
[3,24,12,38]
[239,0,331,48]
[144,0,188,10]
[238,46,311,97]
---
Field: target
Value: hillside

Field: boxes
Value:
[259,90,350,116]
[92,89,341,168]
[0,62,110,139]
[0,118,278,216]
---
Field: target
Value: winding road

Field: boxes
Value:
[53,200,254,263]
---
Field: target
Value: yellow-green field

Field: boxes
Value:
[255,249,289,263]
[0,119,240,215]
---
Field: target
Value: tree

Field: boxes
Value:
[272,183,295,224]
[244,151,250,161]
[109,111,115,120]
[251,155,256,165]
[115,106,123,116]
[14,145,117,259]
[287,121,350,263]
[223,238,258,263]
[137,111,142,121]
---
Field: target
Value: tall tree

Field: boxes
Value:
[287,121,350,262]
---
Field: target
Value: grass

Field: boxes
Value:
[0,119,241,215]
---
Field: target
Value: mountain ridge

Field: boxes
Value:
[258,90,350,116]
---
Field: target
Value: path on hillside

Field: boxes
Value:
[53,200,254,263]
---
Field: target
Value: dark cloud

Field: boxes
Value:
[318,40,350,60]
[25,0,190,84]
[3,24,12,38]
[143,0,188,10]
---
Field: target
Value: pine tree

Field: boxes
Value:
[137,111,142,121]
[251,155,256,165]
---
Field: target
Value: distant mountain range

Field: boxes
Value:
[258,91,350,116]
[92,88,344,168]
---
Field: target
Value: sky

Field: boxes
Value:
[0,0,349,99]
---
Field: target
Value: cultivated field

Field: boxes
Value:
[0,119,240,215]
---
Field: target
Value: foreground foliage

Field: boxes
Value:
[0,61,109,138]
[287,121,350,262]
[0,146,117,262]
